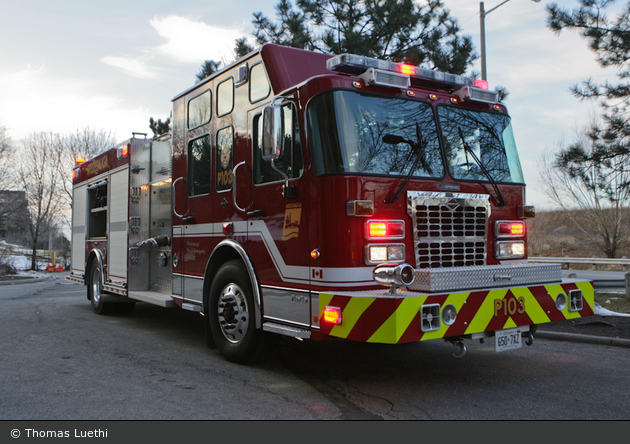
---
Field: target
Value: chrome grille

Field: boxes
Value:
[407,191,491,269]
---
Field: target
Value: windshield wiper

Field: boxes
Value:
[383,123,432,204]
[457,128,507,207]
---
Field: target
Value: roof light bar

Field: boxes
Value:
[327,53,474,89]
[454,85,499,104]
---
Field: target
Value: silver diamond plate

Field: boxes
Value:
[408,263,562,293]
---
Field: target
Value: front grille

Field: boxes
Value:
[407,191,491,269]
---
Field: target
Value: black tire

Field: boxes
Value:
[87,260,113,315]
[207,260,277,364]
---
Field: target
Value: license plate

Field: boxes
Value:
[495,328,522,352]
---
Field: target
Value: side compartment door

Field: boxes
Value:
[108,168,129,287]
[70,183,87,278]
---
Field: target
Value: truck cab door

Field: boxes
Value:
[245,101,311,328]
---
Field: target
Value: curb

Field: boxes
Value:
[536,330,630,348]
[0,275,63,286]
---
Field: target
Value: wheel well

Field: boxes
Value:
[203,242,262,329]
[203,245,242,299]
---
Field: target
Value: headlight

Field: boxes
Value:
[494,241,525,259]
[365,244,405,265]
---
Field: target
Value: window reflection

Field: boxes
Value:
[188,90,211,129]
[187,135,211,196]
[250,63,271,104]
[217,78,234,116]
[216,126,234,192]
[307,91,444,179]
[438,106,524,183]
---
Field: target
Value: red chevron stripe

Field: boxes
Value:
[346,298,403,342]
[445,290,487,337]
[531,286,566,322]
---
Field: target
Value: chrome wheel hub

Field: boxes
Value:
[217,283,249,343]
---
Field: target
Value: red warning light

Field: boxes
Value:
[473,79,489,90]
[323,306,342,325]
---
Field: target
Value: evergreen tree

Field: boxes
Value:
[149,117,171,138]
[543,0,630,257]
[196,60,222,83]
[237,0,476,74]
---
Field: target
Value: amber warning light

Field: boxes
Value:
[323,306,342,325]
[496,221,525,237]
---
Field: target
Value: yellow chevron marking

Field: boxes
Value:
[575,281,595,310]
[422,292,470,341]
[512,286,551,324]
[319,293,334,309]
[466,289,508,334]
[368,296,427,343]
[503,317,518,329]
[328,296,375,339]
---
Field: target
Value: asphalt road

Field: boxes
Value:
[1,276,630,420]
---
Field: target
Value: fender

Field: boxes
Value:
[204,239,263,329]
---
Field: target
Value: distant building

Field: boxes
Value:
[0,190,30,245]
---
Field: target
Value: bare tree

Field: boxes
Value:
[0,123,12,190]
[539,128,630,258]
[50,128,117,233]
[16,131,66,270]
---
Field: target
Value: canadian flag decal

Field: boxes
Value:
[312,269,323,279]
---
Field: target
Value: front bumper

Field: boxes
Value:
[318,279,594,344]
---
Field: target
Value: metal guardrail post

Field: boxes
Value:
[626,273,630,301]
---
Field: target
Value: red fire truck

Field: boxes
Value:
[67,44,594,363]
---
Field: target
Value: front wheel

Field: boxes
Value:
[207,260,277,364]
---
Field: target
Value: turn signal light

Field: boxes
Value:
[495,221,525,238]
[366,220,405,239]
[323,306,342,325]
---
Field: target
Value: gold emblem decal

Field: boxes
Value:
[282,203,302,240]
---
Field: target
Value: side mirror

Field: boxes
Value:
[262,105,284,162]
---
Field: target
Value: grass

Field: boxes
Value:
[595,291,630,314]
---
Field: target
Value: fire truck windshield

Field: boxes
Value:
[438,106,524,184]
[307,90,524,185]
[308,90,445,179]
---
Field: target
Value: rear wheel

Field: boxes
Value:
[88,260,113,315]
[208,260,277,364]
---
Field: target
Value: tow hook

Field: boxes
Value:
[524,332,534,346]
[447,339,467,358]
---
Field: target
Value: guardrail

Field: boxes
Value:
[529,257,630,299]
[528,256,630,271]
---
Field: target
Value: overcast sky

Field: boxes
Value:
[0,0,620,208]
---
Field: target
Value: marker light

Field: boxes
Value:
[75,158,86,164]
[323,306,342,325]
[346,200,374,217]
[117,143,130,159]
[495,221,525,237]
